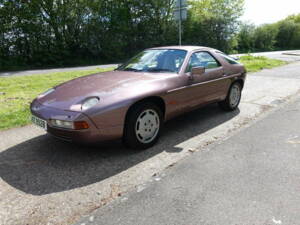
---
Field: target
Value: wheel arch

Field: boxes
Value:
[125,96,166,124]
[233,78,244,89]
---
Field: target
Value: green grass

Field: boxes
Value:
[0,56,288,131]
[239,55,287,73]
[0,68,114,131]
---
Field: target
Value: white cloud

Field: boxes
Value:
[242,0,300,25]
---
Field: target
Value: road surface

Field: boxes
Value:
[0,50,300,77]
[76,96,300,225]
[233,50,300,62]
[0,62,300,225]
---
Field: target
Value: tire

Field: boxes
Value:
[219,82,242,111]
[123,102,163,149]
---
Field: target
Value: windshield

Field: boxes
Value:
[117,49,187,73]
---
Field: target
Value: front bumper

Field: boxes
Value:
[30,100,123,144]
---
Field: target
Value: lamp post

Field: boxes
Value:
[174,0,187,46]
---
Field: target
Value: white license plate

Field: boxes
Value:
[31,115,47,130]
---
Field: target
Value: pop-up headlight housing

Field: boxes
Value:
[81,97,99,111]
[38,88,55,98]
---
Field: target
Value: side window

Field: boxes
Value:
[218,52,239,65]
[186,52,221,72]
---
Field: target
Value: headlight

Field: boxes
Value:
[50,120,89,130]
[50,119,74,129]
[81,97,99,111]
[38,88,55,98]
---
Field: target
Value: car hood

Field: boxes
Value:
[37,70,173,111]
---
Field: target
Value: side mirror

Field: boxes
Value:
[191,66,205,76]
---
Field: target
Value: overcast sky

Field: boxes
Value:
[242,0,300,25]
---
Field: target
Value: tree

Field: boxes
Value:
[236,23,255,52]
[253,24,278,51]
[276,14,300,49]
[0,0,248,71]
[0,0,178,70]
[184,0,244,52]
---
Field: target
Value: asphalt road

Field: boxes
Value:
[76,96,300,225]
[233,50,300,62]
[0,50,300,77]
[0,62,300,225]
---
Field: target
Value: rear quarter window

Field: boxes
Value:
[218,52,239,65]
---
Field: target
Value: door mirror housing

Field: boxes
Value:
[191,66,205,76]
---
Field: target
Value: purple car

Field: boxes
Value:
[30,46,246,149]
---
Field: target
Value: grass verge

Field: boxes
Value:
[0,68,113,131]
[239,55,287,72]
[0,56,287,131]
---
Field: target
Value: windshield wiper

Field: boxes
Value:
[123,68,141,72]
[146,68,175,73]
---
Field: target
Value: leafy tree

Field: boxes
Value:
[237,23,255,52]
[276,19,297,49]
[253,24,278,51]
[184,0,244,52]
[238,13,300,52]
[276,14,300,49]
[0,0,178,70]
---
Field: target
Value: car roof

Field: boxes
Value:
[148,46,216,52]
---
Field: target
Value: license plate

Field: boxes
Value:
[31,115,47,130]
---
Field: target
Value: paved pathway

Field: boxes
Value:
[77,96,300,225]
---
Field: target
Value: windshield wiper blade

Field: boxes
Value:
[146,68,175,73]
[123,68,141,72]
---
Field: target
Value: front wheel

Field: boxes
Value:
[123,103,163,149]
[219,82,242,111]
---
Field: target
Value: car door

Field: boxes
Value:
[185,51,228,107]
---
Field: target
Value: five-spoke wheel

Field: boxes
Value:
[123,103,163,149]
[219,82,242,111]
[135,109,160,144]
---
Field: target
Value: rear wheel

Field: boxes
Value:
[219,82,242,111]
[123,102,163,149]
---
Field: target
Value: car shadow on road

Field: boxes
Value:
[0,104,240,195]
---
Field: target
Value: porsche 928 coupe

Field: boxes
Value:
[30,46,247,149]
